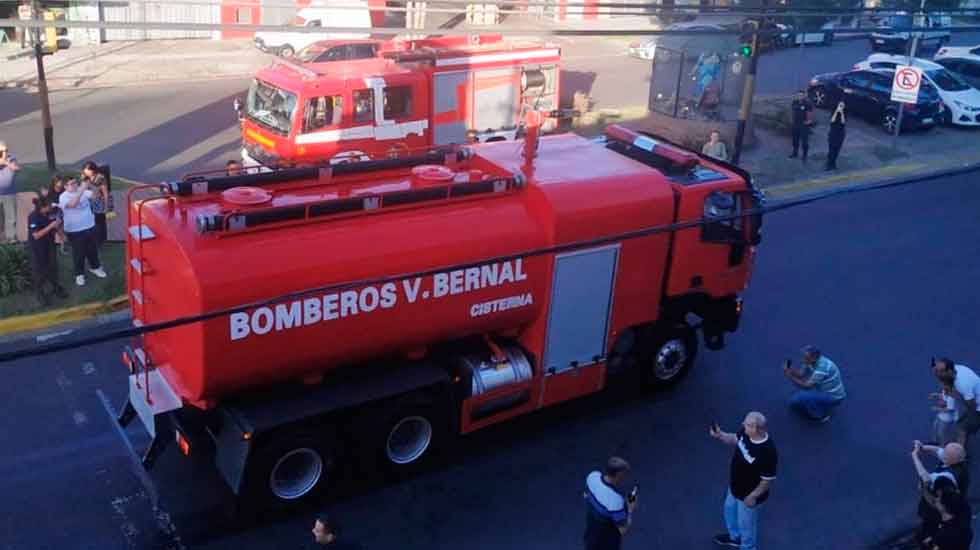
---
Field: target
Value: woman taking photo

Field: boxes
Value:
[57,177,107,286]
[26,195,68,305]
[82,161,110,246]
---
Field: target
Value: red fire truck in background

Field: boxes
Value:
[237,34,561,167]
[118,121,762,512]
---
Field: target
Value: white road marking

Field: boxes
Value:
[36,328,74,343]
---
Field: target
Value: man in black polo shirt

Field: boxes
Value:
[582,456,638,550]
[710,411,778,550]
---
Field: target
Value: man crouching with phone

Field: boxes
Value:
[583,456,637,550]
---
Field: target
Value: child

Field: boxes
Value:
[931,389,958,446]
[49,175,68,254]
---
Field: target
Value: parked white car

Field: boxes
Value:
[254,3,371,58]
[935,45,980,63]
[853,53,980,126]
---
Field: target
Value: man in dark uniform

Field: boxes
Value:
[27,195,67,305]
[789,90,814,162]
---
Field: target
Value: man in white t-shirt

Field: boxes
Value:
[933,357,980,446]
[58,178,107,286]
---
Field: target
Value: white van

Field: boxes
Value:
[254,3,372,58]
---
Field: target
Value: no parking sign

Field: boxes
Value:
[891,66,923,104]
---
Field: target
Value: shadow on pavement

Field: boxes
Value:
[84,89,247,182]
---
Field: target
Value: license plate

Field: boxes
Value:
[922,118,933,124]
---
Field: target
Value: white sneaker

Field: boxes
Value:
[75,275,85,286]
[89,267,107,278]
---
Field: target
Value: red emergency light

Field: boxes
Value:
[604,125,700,173]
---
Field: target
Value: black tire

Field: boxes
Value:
[378,404,444,472]
[242,430,336,513]
[822,32,833,46]
[278,45,295,58]
[809,86,829,109]
[882,109,900,134]
[638,324,698,387]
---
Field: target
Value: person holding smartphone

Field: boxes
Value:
[784,345,846,423]
[58,177,107,286]
[710,412,778,550]
[583,456,637,550]
[0,141,20,242]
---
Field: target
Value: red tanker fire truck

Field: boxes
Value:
[117,121,762,512]
[237,34,561,168]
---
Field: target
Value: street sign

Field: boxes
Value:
[891,66,923,104]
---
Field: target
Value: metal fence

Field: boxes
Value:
[647,46,746,123]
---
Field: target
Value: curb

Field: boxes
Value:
[0,295,128,337]
[764,154,980,200]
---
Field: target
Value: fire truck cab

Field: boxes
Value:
[239,35,561,168]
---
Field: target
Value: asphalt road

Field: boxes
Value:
[2,31,980,185]
[0,168,977,549]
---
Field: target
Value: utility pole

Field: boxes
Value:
[32,0,57,172]
[732,20,760,165]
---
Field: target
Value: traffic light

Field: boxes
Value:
[739,20,759,58]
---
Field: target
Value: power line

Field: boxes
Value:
[0,161,976,365]
[4,18,980,37]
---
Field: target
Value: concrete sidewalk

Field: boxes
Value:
[1,39,271,91]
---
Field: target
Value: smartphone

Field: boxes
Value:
[783,359,792,369]
[711,422,720,433]
[628,485,638,503]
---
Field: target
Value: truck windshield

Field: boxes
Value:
[246,80,298,136]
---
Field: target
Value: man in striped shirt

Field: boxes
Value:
[784,345,846,423]
[583,457,637,550]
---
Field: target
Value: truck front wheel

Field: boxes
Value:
[641,325,698,386]
[244,431,336,512]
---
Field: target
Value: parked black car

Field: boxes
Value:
[807,69,943,133]
[934,57,980,90]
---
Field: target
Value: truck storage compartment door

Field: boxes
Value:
[433,71,469,145]
[473,67,518,132]
[543,245,619,375]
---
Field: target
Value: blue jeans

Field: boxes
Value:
[790,390,844,420]
[724,489,760,550]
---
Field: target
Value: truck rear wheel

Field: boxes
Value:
[244,430,336,512]
[379,404,444,471]
[641,325,698,386]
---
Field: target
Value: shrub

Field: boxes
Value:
[0,243,32,297]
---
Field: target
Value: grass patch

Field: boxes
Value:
[0,241,126,317]
[13,162,139,194]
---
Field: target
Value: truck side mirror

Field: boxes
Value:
[701,191,743,244]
